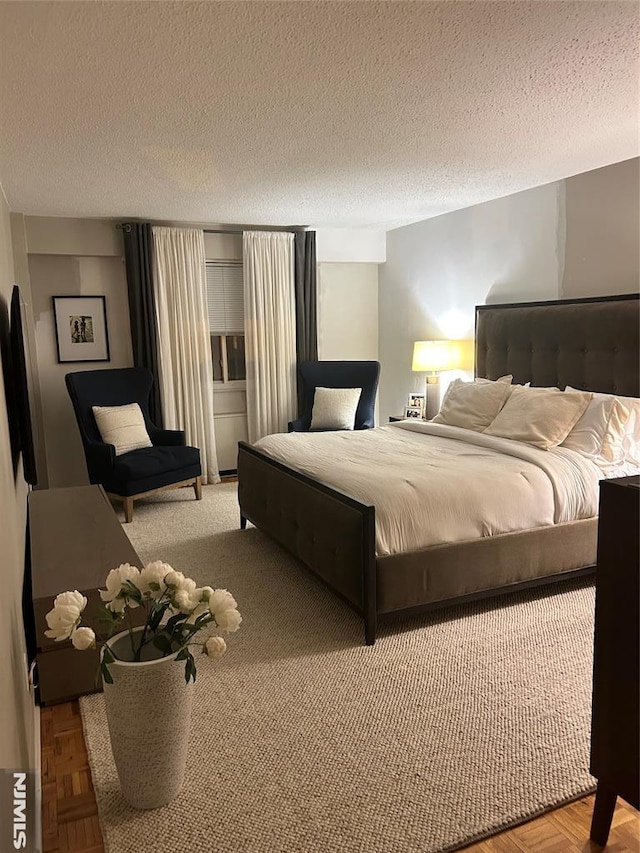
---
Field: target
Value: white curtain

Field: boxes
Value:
[152,226,220,484]
[243,231,297,443]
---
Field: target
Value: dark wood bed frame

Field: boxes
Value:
[238,294,640,645]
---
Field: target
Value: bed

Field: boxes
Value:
[238,294,640,644]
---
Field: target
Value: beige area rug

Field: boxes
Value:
[80,483,596,853]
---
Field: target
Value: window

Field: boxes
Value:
[205,261,246,382]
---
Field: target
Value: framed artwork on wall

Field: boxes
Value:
[52,295,110,363]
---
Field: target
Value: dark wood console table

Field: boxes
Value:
[589,475,640,845]
[29,485,143,705]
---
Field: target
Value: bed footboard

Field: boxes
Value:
[237,442,377,644]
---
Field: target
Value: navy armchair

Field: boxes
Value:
[66,367,202,522]
[289,360,381,432]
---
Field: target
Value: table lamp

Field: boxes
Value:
[412,339,473,419]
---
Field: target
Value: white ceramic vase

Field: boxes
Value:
[102,627,194,809]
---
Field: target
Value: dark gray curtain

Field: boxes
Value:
[294,230,317,412]
[121,222,163,427]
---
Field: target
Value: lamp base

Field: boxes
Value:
[424,375,440,420]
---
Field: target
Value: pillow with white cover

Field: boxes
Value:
[561,386,631,463]
[619,395,640,466]
[431,378,511,432]
[310,387,362,431]
[474,375,513,384]
[484,386,592,449]
[92,403,153,456]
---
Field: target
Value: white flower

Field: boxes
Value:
[198,586,214,603]
[44,591,87,641]
[164,570,186,589]
[215,608,242,633]
[99,563,141,612]
[170,576,198,613]
[186,604,208,624]
[203,636,226,659]
[71,627,96,650]
[55,590,87,614]
[138,561,172,597]
[208,589,238,619]
[173,589,195,614]
[182,577,197,596]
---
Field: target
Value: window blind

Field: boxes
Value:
[205,261,244,334]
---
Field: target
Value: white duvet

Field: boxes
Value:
[254,422,604,556]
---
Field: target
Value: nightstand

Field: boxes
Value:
[590,475,639,845]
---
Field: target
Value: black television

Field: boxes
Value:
[7,285,38,485]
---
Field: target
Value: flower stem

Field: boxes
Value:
[134,600,152,662]
[126,610,136,660]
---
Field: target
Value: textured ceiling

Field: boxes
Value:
[0,1,638,229]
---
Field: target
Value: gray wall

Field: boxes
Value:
[16,216,133,488]
[379,158,639,422]
[379,181,563,420]
[563,158,640,297]
[28,251,133,487]
[0,188,38,772]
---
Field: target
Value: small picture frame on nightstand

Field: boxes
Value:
[404,406,423,419]
[407,393,425,415]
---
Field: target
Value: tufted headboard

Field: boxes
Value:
[475,294,640,397]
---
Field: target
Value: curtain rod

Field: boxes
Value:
[205,228,302,235]
[116,224,301,235]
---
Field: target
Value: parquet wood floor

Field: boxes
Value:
[42,700,639,853]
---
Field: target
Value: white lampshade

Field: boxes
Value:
[412,340,473,373]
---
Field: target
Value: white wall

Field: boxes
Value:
[0,186,38,774]
[379,182,563,421]
[315,230,382,420]
[23,215,122,257]
[318,263,379,361]
[316,228,386,263]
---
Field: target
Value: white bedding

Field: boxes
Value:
[254,422,604,556]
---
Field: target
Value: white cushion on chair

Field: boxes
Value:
[310,387,362,431]
[92,403,153,456]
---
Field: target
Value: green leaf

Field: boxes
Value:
[102,645,116,663]
[176,648,189,661]
[166,612,188,633]
[177,622,199,640]
[184,651,197,684]
[96,604,122,627]
[122,580,143,604]
[148,601,170,632]
[152,633,173,655]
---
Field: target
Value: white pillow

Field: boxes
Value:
[474,375,513,385]
[484,386,592,449]
[92,403,153,456]
[310,387,362,431]
[620,396,640,466]
[431,378,511,432]
[561,387,630,463]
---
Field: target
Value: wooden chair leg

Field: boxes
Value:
[590,782,617,846]
[194,476,202,500]
[123,497,134,523]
